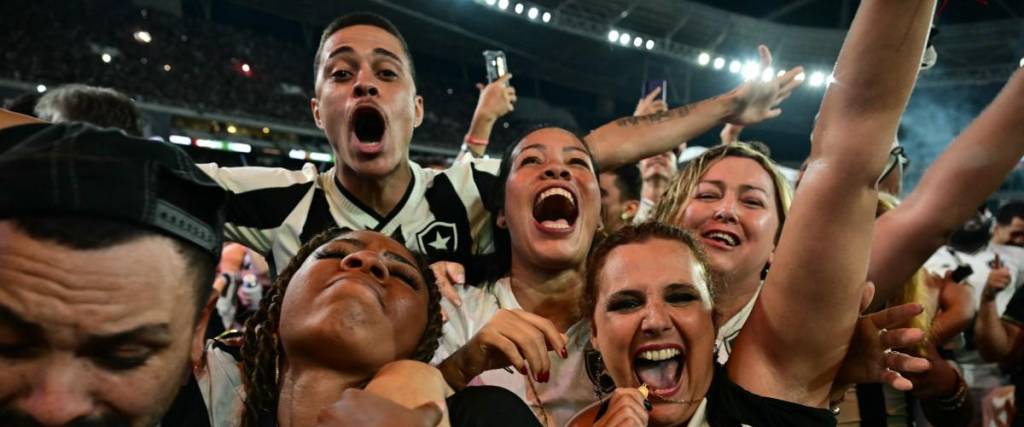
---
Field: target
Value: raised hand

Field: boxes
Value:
[724,45,803,126]
[634,86,668,117]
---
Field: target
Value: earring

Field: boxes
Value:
[584,343,616,397]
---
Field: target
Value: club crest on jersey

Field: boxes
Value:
[417,221,458,256]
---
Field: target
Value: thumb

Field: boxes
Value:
[413,401,445,427]
[859,281,876,313]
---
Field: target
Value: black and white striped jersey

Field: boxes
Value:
[197,159,501,274]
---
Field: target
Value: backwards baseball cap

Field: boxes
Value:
[0,122,227,257]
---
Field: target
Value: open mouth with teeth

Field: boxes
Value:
[634,347,685,395]
[350,106,387,149]
[701,230,739,248]
[532,187,578,231]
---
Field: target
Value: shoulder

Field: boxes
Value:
[197,162,321,193]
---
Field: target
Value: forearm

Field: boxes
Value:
[463,113,497,158]
[930,307,973,347]
[584,93,737,171]
[810,0,934,177]
[975,300,1012,362]
[437,350,474,391]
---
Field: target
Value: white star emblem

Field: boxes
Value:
[427,232,451,251]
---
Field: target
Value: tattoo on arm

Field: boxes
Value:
[613,93,731,128]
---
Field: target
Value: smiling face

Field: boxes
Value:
[0,221,200,426]
[498,128,601,271]
[277,230,430,375]
[591,237,715,425]
[311,24,424,178]
[676,156,780,281]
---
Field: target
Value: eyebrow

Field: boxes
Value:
[0,304,45,337]
[515,144,590,160]
[699,180,770,197]
[326,46,405,66]
[81,324,173,353]
[333,238,418,269]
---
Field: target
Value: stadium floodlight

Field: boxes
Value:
[808,71,826,87]
[741,61,760,81]
[645,40,654,50]
[497,0,509,10]
[761,67,775,82]
[288,149,307,160]
[728,60,741,74]
[168,135,192,146]
[633,37,643,48]
[1020,57,1024,68]
[101,53,112,63]
[133,30,152,44]
[241,63,252,74]
[795,71,806,82]
[608,30,619,43]
[227,141,250,153]
[514,3,524,14]
[542,12,551,22]
[713,57,725,70]
[226,125,238,134]
[619,33,630,46]
[36,84,46,93]
[309,152,333,162]
[527,7,538,19]
[163,64,172,72]
[262,127,271,134]
[196,139,224,150]
[485,0,497,5]
[697,52,711,66]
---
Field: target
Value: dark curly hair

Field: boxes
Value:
[239,228,442,426]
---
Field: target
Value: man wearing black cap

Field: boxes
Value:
[0,123,226,426]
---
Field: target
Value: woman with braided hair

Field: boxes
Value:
[164,228,537,427]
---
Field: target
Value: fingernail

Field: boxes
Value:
[643,399,653,411]
[538,371,550,383]
[519,366,528,375]
[560,347,568,359]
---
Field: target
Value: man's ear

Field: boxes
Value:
[311,97,324,129]
[191,292,218,369]
[621,200,641,222]
[413,95,424,128]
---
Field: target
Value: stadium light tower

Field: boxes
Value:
[608,30,619,43]
[713,57,725,70]
[697,52,710,66]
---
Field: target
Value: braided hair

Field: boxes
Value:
[239,228,442,427]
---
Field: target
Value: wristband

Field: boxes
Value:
[464,135,489,146]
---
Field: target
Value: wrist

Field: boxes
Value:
[438,353,471,391]
[982,288,999,302]
[716,91,743,123]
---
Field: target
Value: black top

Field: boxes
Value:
[1002,286,1024,427]
[705,363,836,427]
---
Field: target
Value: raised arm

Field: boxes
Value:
[868,67,1024,309]
[730,0,936,407]
[584,46,802,171]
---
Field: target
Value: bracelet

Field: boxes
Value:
[934,369,968,411]
[464,135,489,146]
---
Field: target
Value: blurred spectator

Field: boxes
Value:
[994,201,1024,247]
[3,92,40,117]
[598,164,642,232]
[35,84,144,135]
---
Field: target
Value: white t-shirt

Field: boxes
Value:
[433,278,601,427]
[632,197,656,224]
[923,243,1024,316]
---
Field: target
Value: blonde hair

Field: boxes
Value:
[650,143,793,241]
[877,192,934,354]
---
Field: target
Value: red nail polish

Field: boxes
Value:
[560,347,568,358]
[519,366,528,375]
[539,371,550,382]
